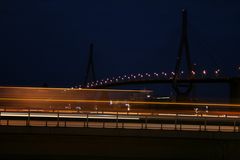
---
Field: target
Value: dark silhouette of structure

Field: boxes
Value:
[173,9,193,101]
[42,82,48,87]
[230,78,240,103]
[81,10,240,104]
[84,43,96,86]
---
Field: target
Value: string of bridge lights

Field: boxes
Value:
[79,68,231,88]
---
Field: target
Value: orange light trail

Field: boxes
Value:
[0,86,151,93]
[1,98,240,107]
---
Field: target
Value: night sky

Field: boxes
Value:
[0,0,240,100]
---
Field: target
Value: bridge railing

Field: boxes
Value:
[0,110,240,132]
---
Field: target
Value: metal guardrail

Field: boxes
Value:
[0,110,240,132]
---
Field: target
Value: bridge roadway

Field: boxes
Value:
[89,77,231,88]
[2,87,240,159]
[2,96,240,114]
[1,86,240,132]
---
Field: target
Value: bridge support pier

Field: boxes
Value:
[230,78,240,103]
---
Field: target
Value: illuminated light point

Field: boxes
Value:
[109,100,113,105]
[191,70,196,75]
[181,70,184,74]
[202,70,207,75]
[171,72,175,75]
[126,103,130,111]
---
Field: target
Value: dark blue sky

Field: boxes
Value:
[0,0,240,90]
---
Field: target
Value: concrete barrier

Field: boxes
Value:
[0,126,240,160]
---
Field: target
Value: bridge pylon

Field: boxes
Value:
[84,43,96,86]
[173,9,194,101]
